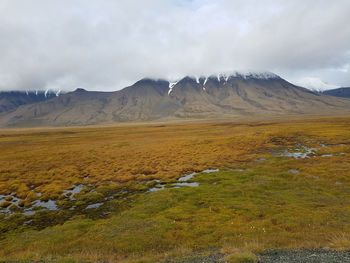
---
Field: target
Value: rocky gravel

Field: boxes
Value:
[258,249,350,263]
[165,249,350,263]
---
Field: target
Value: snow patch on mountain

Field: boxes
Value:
[203,77,208,86]
[223,71,280,80]
[168,82,177,95]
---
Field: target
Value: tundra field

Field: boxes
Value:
[0,117,349,262]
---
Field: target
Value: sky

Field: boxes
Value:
[0,0,349,92]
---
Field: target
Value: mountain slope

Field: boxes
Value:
[0,72,349,127]
[323,87,350,98]
[0,90,57,113]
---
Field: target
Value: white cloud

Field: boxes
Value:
[294,77,339,92]
[0,0,349,91]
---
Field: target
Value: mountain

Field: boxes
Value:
[0,90,58,113]
[323,87,350,98]
[0,72,349,127]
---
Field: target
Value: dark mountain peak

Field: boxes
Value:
[169,76,204,96]
[177,76,200,85]
[124,78,169,96]
[134,78,168,87]
[206,75,218,82]
[74,88,87,92]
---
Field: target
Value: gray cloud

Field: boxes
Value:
[0,0,349,91]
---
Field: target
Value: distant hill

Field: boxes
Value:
[0,72,349,127]
[0,90,58,113]
[323,87,350,98]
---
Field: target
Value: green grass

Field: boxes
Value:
[1,157,349,261]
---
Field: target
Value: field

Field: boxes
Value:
[0,117,349,262]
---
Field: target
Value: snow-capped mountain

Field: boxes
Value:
[0,72,349,127]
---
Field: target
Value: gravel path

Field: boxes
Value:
[259,249,350,263]
[165,249,350,263]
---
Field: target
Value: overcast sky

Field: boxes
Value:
[0,0,349,92]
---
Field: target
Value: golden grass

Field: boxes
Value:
[328,232,350,251]
[0,116,349,262]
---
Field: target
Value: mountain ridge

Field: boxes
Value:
[0,72,349,127]
[323,87,350,98]
[0,90,59,113]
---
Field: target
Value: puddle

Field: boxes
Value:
[1,192,61,215]
[104,195,114,201]
[22,200,58,215]
[0,193,21,205]
[172,182,199,187]
[229,169,245,172]
[86,203,103,209]
[148,184,165,192]
[281,144,346,159]
[0,194,22,213]
[23,219,33,225]
[32,200,58,210]
[322,153,345,157]
[255,158,266,162]
[321,154,333,157]
[202,169,220,173]
[148,169,219,193]
[102,211,111,216]
[63,185,85,200]
[280,145,317,159]
[335,182,343,185]
[23,210,35,216]
[288,169,299,174]
[178,169,219,182]
[178,172,196,181]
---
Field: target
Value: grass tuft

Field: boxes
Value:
[329,233,350,251]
